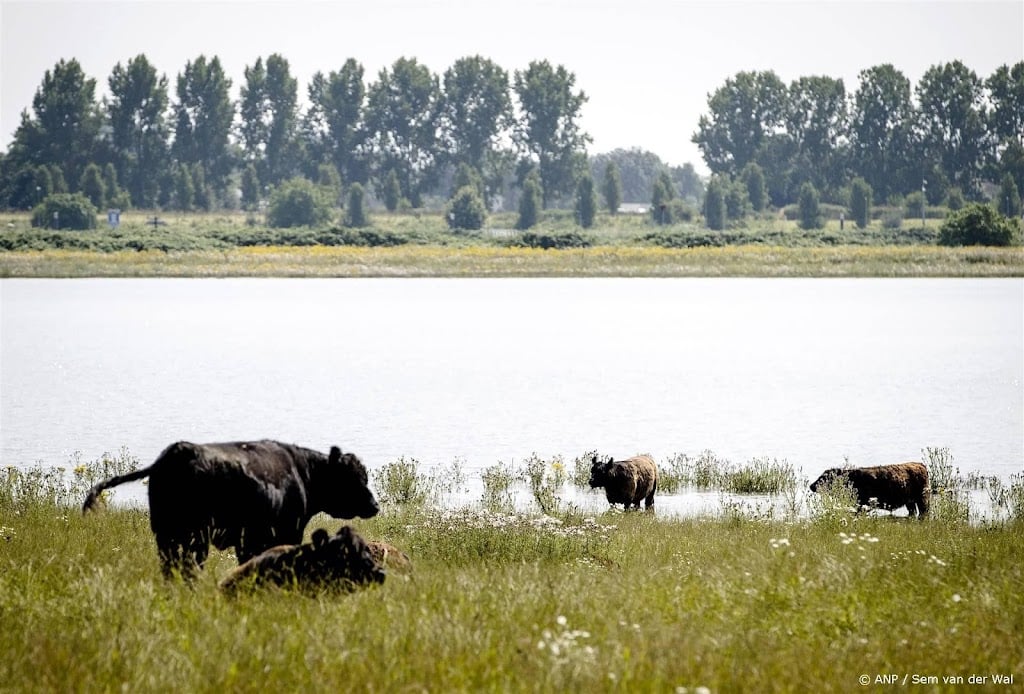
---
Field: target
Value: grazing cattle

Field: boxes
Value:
[588,454,658,510]
[366,540,413,573]
[219,526,386,596]
[82,440,379,578]
[810,462,930,517]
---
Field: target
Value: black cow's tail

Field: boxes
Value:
[82,465,154,513]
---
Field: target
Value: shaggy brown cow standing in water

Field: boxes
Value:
[82,440,379,579]
[219,526,386,596]
[810,462,930,517]
[588,454,659,510]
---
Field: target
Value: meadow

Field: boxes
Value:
[1,209,1021,277]
[2,452,1022,693]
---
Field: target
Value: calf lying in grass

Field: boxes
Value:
[219,526,386,596]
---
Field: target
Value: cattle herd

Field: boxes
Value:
[81,438,931,594]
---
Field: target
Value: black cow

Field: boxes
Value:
[82,440,379,578]
[588,454,659,510]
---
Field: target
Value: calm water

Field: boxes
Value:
[1,278,1021,511]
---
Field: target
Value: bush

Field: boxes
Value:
[939,203,1019,247]
[30,193,97,230]
[703,178,726,231]
[266,177,333,228]
[574,174,597,229]
[344,183,369,228]
[849,177,872,229]
[513,230,592,250]
[798,182,823,230]
[446,185,487,231]
[517,172,543,230]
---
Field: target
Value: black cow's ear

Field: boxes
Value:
[591,454,598,465]
[329,446,342,464]
[312,528,329,548]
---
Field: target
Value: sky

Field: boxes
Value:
[1,0,1021,173]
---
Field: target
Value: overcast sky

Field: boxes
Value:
[1,0,1021,172]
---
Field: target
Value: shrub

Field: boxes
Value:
[849,177,872,229]
[30,193,97,230]
[997,173,1022,219]
[517,172,543,230]
[939,203,1019,247]
[703,177,726,231]
[344,183,370,228]
[79,164,106,209]
[513,230,592,250]
[266,177,333,228]
[373,457,429,507]
[446,185,487,231]
[574,173,597,229]
[798,182,822,230]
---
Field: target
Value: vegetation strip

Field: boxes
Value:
[2,244,1022,278]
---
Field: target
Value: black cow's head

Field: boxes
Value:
[310,526,386,587]
[589,455,613,489]
[322,447,380,519]
[809,468,847,493]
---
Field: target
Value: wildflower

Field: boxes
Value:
[769,537,791,550]
[952,593,962,603]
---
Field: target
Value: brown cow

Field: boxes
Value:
[82,440,379,579]
[219,525,386,596]
[588,454,658,510]
[810,462,930,517]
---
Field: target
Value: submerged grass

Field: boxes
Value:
[2,456,1021,692]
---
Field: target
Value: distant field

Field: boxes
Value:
[1,209,1021,277]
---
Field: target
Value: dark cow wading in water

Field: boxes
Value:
[82,440,379,578]
[810,462,930,517]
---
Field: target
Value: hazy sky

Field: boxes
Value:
[1,0,1021,172]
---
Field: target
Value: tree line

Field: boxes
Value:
[0,54,592,214]
[693,62,1023,211]
[1,54,1020,229]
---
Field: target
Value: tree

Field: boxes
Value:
[849,64,917,201]
[446,186,487,231]
[365,57,443,207]
[4,59,101,198]
[107,54,169,207]
[30,193,97,230]
[266,177,333,228]
[382,169,403,212]
[513,60,590,206]
[344,182,369,227]
[798,182,823,230]
[172,55,235,196]
[785,75,848,196]
[725,178,750,221]
[303,59,369,187]
[986,62,1024,185]
[939,203,1018,246]
[241,164,261,211]
[453,162,485,200]
[703,177,727,231]
[997,173,1022,218]
[916,61,986,197]
[517,170,542,230]
[692,70,787,177]
[651,171,675,225]
[79,164,106,208]
[102,163,122,207]
[849,177,872,229]
[741,162,767,213]
[588,148,667,203]
[441,56,513,201]
[574,173,598,228]
[240,54,300,188]
[173,164,194,211]
[601,161,622,215]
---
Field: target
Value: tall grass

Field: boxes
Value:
[2,454,1022,692]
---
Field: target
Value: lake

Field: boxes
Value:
[1,278,1021,513]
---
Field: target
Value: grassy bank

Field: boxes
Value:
[2,457,1022,692]
[2,210,1021,277]
[2,244,1022,278]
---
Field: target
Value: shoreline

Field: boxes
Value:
[2,244,1023,278]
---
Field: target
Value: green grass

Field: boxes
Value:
[2,458,1022,692]
[2,209,1021,277]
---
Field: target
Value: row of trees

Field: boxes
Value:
[0,54,591,212]
[693,62,1024,207]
